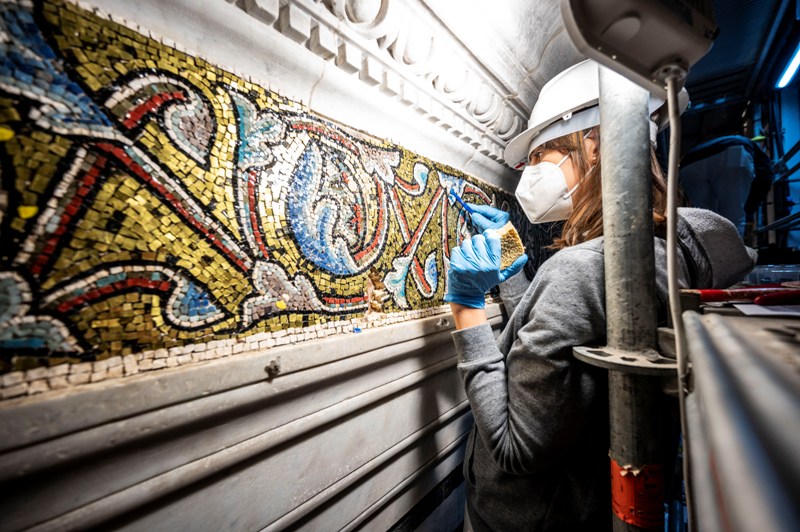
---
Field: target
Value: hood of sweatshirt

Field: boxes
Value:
[677,207,757,288]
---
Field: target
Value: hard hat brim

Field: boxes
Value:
[504,106,600,170]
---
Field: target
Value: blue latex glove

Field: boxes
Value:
[444,230,528,308]
[467,203,510,233]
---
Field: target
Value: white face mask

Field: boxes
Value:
[515,153,578,223]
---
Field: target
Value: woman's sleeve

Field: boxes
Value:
[451,248,608,475]
[497,269,531,317]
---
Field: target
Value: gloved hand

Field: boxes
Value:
[444,230,528,308]
[468,203,510,232]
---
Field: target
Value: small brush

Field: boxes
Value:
[449,189,478,233]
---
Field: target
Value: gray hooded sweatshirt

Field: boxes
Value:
[452,208,757,532]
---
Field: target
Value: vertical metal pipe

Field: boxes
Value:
[598,66,663,532]
[598,66,657,351]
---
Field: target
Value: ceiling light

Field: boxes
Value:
[776,41,800,89]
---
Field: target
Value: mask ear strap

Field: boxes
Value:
[558,153,576,198]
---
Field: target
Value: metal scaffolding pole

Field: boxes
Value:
[597,68,657,356]
[574,65,675,531]
[600,65,662,532]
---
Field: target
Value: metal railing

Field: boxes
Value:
[683,312,800,532]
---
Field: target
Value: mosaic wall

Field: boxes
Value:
[0,0,557,394]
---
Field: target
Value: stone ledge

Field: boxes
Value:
[1,303,460,398]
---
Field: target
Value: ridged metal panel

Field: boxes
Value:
[0,310,504,531]
[684,312,800,532]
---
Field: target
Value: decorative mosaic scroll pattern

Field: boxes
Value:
[0,0,559,377]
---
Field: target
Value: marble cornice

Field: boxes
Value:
[236,0,533,163]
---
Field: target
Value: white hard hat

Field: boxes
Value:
[503,59,688,169]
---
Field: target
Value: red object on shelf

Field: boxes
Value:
[753,289,800,305]
[682,285,794,302]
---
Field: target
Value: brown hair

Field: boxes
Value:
[547,127,669,249]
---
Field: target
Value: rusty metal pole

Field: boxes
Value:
[598,66,662,532]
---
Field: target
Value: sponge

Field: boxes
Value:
[496,221,526,270]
